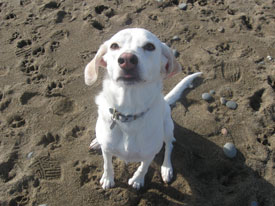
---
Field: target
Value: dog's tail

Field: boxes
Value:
[89,138,100,150]
[164,72,202,106]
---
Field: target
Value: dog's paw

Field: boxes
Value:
[161,165,173,183]
[128,175,144,190]
[100,174,115,189]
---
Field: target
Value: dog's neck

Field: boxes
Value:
[96,78,163,115]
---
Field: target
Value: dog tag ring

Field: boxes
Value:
[110,119,116,129]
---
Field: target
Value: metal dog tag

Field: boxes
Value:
[110,119,116,129]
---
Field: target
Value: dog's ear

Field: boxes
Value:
[161,43,182,79]
[84,43,108,86]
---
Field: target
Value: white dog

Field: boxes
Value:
[84,28,202,190]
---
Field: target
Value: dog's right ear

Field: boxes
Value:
[84,43,107,86]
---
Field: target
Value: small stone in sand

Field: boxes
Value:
[172,35,180,41]
[27,152,34,159]
[221,128,228,136]
[173,49,180,58]
[223,142,237,158]
[178,3,187,10]
[267,55,273,61]
[226,100,238,110]
[202,93,212,101]
[220,97,227,105]
[209,90,215,95]
[251,201,258,206]
[218,27,225,33]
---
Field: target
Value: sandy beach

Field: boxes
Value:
[0,0,275,205]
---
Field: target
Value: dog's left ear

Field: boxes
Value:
[84,43,107,86]
[161,43,182,79]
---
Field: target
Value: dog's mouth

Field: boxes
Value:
[117,71,141,84]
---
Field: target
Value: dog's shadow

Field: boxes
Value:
[140,122,275,206]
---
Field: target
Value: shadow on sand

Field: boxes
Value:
[138,122,275,206]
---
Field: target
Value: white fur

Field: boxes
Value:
[84,28,202,190]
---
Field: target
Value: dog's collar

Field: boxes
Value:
[109,108,149,129]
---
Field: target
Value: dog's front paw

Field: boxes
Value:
[100,174,115,189]
[128,175,144,190]
[161,165,173,183]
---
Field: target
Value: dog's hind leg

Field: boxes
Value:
[100,150,115,189]
[128,157,154,190]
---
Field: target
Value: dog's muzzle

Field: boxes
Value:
[117,53,140,84]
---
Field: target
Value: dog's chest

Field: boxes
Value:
[96,85,166,162]
[97,108,165,162]
[109,125,163,162]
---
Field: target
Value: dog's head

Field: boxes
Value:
[84,28,181,86]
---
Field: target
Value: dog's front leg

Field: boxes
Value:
[100,150,115,189]
[161,140,174,183]
[128,157,154,190]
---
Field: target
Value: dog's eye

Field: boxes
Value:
[110,43,119,50]
[143,43,155,51]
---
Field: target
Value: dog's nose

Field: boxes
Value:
[118,53,138,70]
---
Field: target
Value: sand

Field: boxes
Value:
[0,0,275,205]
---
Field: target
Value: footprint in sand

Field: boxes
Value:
[0,140,24,183]
[9,31,20,43]
[73,160,97,186]
[45,81,63,97]
[30,156,61,180]
[19,59,39,76]
[37,132,60,149]
[8,176,36,206]
[15,39,32,58]
[19,58,46,84]
[0,90,11,112]
[20,91,48,107]
[49,41,60,52]
[32,46,45,57]
[9,194,29,206]
[249,88,265,112]
[66,125,85,141]
[17,39,32,49]
[20,92,38,105]
[8,115,26,129]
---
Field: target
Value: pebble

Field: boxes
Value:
[223,142,237,158]
[27,152,34,159]
[267,55,273,61]
[178,3,187,10]
[220,97,227,105]
[218,27,225,33]
[209,90,215,95]
[172,49,180,58]
[226,100,238,110]
[221,128,228,136]
[172,36,181,41]
[251,201,258,206]
[202,93,212,101]
[39,204,48,206]
[188,83,193,89]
